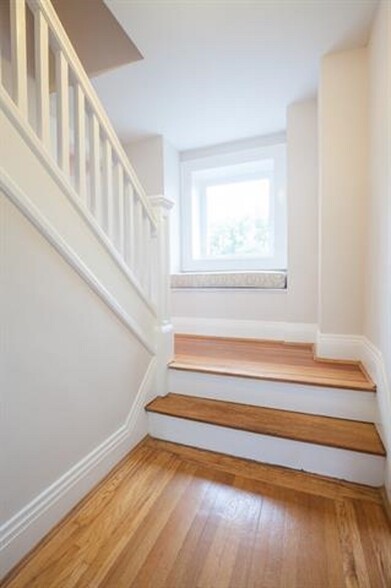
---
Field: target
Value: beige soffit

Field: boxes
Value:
[51,0,143,78]
[171,272,287,290]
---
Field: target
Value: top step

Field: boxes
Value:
[170,335,376,392]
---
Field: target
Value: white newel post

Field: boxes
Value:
[149,195,174,397]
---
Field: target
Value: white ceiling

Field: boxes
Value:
[94,0,378,151]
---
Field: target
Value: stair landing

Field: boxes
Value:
[171,334,376,392]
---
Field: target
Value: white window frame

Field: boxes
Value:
[180,141,287,272]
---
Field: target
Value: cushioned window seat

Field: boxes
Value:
[171,271,287,290]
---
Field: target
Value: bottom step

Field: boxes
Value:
[146,395,386,487]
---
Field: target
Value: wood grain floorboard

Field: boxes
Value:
[173,334,376,391]
[2,437,390,588]
[146,393,386,455]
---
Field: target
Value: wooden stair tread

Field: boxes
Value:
[172,335,376,392]
[146,393,386,456]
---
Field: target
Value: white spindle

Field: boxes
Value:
[147,219,154,300]
[135,197,143,285]
[74,82,87,204]
[125,184,135,270]
[114,162,125,256]
[10,0,28,116]
[55,49,70,174]
[149,196,174,321]
[0,21,2,83]
[34,8,50,148]
[142,212,150,291]
[89,112,101,221]
[103,139,113,237]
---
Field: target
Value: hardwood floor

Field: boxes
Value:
[146,393,386,455]
[3,437,390,588]
[172,335,376,391]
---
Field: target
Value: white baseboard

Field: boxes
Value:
[360,339,391,499]
[172,317,317,343]
[315,332,365,361]
[316,331,391,499]
[0,358,156,580]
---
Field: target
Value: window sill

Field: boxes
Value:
[171,271,287,290]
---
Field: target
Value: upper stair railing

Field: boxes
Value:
[0,0,159,309]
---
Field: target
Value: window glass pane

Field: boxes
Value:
[204,179,271,258]
[182,143,286,271]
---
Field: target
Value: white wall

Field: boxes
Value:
[1,194,150,522]
[124,135,165,196]
[318,48,369,336]
[171,100,319,332]
[0,194,155,576]
[366,0,391,497]
[286,100,318,324]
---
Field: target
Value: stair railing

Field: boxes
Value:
[0,0,159,310]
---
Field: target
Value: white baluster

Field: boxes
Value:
[10,0,28,116]
[103,138,113,238]
[74,82,87,204]
[147,218,156,302]
[55,49,70,175]
[135,197,143,285]
[124,183,135,270]
[149,196,174,324]
[89,112,101,222]
[114,162,125,257]
[34,8,50,148]
[143,214,151,295]
[148,226,158,307]
[0,19,2,84]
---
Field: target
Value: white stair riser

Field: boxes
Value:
[148,413,385,487]
[168,369,378,422]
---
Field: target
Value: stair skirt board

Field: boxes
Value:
[148,413,385,487]
[168,369,378,423]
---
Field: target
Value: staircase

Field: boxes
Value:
[0,0,173,576]
[146,335,386,486]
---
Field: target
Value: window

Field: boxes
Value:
[181,142,287,272]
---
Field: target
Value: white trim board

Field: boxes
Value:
[148,413,385,487]
[0,359,157,580]
[172,317,317,343]
[0,167,155,355]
